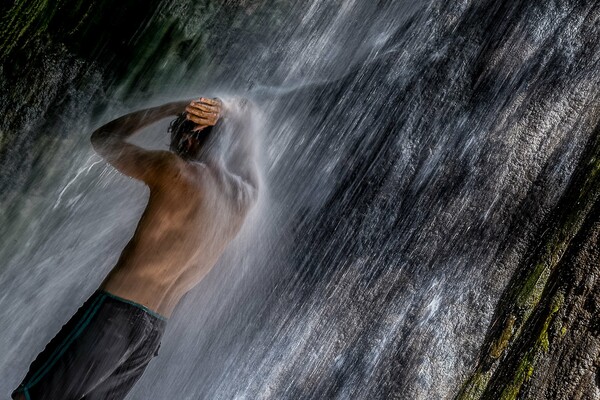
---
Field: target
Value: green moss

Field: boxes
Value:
[490,315,516,359]
[516,261,549,310]
[526,364,534,379]
[456,291,566,400]
[0,0,51,57]
[500,354,534,400]
[559,325,567,337]
[539,293,564,352]
[456,370,492,400]
[514,149,600,319]
[498,292,564,399]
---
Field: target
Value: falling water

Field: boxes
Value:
[2,0,600,398]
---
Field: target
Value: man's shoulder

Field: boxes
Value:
[149,152,210,189]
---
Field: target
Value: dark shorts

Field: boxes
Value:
[12,290,167,400]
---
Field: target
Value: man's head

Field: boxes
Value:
[168,113,214,160]
[169,97,222,159]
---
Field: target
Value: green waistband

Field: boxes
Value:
[100,290,168,321]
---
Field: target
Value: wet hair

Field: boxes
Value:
[168,113,214,158]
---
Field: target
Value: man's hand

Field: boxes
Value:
[185,97,222,132]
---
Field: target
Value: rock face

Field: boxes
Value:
[449,1,600,398]
[540,213,600,400]
[513,192,600,400]
[457,130,600,399]
[1,0,600,398]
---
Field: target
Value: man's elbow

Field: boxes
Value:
[90,129,104,153]
[90,130,116,158]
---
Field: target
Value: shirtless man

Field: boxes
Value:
[12,97,259,400]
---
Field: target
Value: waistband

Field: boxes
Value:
[99,290,168,321]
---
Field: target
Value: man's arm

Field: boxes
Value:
[90,101,188,184]
[223,120,260,200]
[218,99,260,206]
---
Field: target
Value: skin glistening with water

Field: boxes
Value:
[11,97,259,400]
[96,97,259,317]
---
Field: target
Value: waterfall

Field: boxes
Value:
[2,0,599,398]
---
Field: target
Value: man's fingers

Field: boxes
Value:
[186,106,208,116]
[195,97,221,107]
[186,114,210,125]
[186,113,218,126]
[186,107,219,120]
[186,97,221,127]
[188,103,220,113]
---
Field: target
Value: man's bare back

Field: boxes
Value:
[94,97,259,317]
